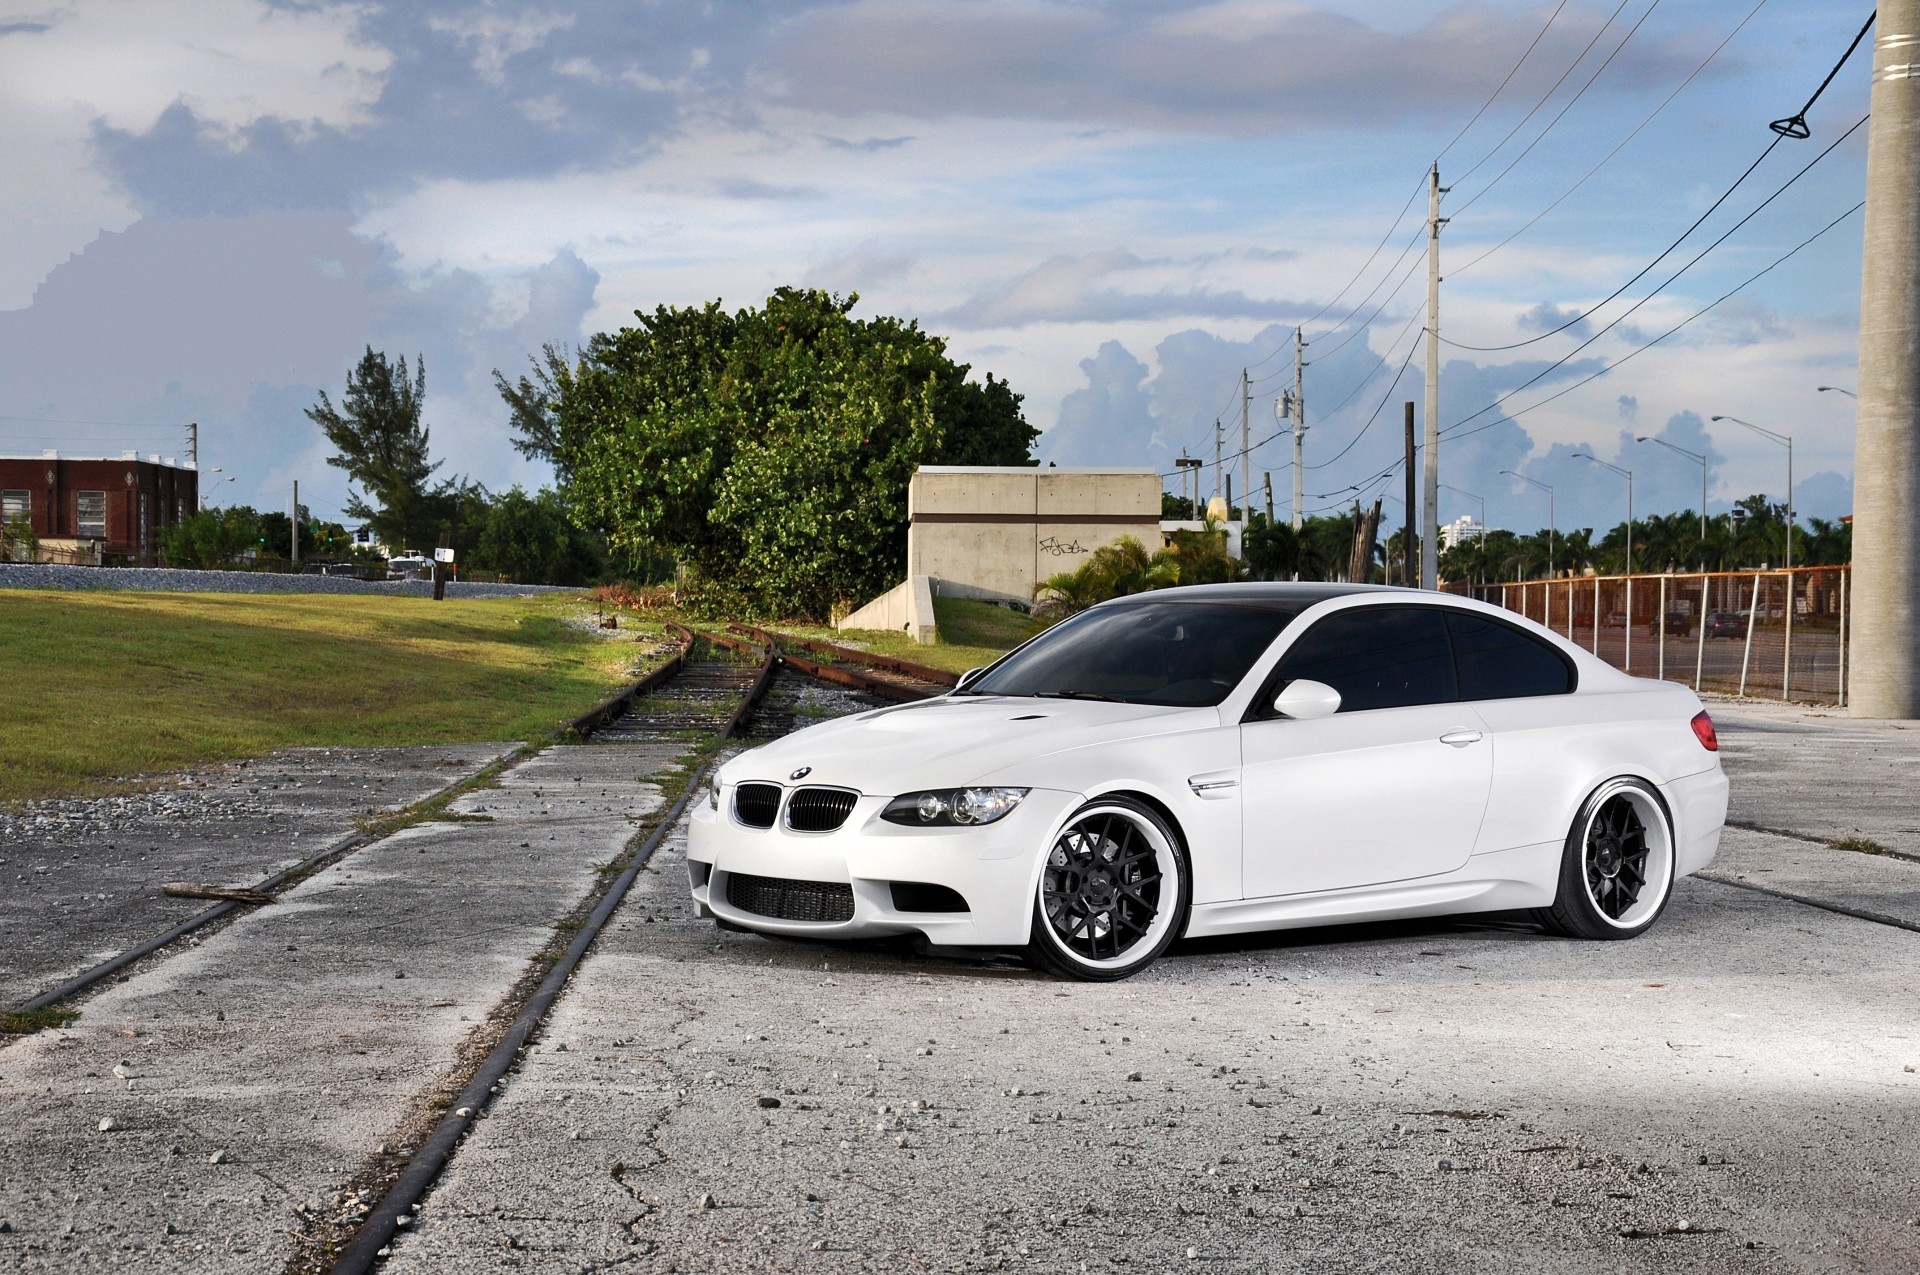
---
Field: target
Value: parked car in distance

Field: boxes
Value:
[1652,610,1694,637]
[1704,611,1748,639]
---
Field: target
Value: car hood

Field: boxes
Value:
[721,693,1215,795]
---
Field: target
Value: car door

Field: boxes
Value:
[1442,609,1583,857]
[1239,605,1493,900]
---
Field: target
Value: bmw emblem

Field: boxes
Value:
[789,766,812,781]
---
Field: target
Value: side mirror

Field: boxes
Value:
[954,667,986,692]
[1272,679,1341,720]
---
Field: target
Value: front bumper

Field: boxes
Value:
[686,785,1083,947]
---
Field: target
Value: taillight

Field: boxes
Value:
[1690,710,1718,751]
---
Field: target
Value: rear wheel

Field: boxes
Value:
[1537,777,1675,940]
[1026,797,1189,981]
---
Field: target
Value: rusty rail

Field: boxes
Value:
[565,624,695,737]
[727,623,959,686]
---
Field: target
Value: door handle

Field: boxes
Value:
[1438,730,1484,747]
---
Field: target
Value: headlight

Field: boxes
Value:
[881,787,1029,827]
[708,782,720,811]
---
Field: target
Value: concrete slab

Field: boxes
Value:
[0,741,682,1272]
[0,744,513,1008]
[1711,702,1920,857]
[384,813,1920,1275]
[1706,826,1920,928]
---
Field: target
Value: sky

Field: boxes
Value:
[0,0,1875,543]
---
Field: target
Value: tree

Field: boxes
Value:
[161,506,259,568]
[308,348,443,553]
[504,288,1038,617]
[470,487,607,585]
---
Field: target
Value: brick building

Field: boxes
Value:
[0,451,200,566]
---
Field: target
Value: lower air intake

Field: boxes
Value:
[726,873,856,923]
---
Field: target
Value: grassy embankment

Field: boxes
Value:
[781,595,1050,675]
[0,591,652,804]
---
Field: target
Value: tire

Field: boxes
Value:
[1025,796,1190,981]
[1536,777,1676,940]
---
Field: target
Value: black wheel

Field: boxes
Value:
[1025,797,1189,981]
[1537,777,1676,940]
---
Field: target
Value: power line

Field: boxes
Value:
[1440,199,1865,444]
[0,414,191,429]
[1305,320,1425,472]
[1448,0,1666,218]
[1444,8,1875,351]
[1449,0,1637,188]
[1316,305,1427,419]
[1449,0,1769,279]
[1444,113,1867,432]
[1434,0,1576,162]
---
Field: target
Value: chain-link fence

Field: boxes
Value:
[1456,566,1851,705]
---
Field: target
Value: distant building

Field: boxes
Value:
[1440,514,1486,552]
[0,451,199,566]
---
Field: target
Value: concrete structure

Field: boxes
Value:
[1851,0,1920,718]
[839,574,938,644]
[905,465,1161,599]
[0,451,198,566]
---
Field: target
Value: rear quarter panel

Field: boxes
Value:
[1472,680,1722,858]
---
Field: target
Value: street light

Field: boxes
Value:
[1635,436,1709,542]
[1816,385,1857,399]
[1500,470,1554,578]
[1571,453,1633,576]
[201,471,235,511]
[1711,414,1794,569]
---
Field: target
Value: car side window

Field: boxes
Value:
[1268,606,1457,714]
[1446,611,1576,700]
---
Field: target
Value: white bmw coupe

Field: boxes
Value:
[687,583,1729,980]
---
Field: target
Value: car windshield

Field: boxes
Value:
[962,600,1307,706]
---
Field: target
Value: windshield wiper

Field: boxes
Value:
[1032,690,1119,702]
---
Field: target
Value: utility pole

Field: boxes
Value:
[187,422,198,466]
[1263,471,1274,525]
[1213,420,1224,509]
[1240,368,1251,530]
[291,480,300,564]
[1422,163,1446,589]
[1292,328,1307,531]
[1403,402,1417,588]
[1854,0,1920,717]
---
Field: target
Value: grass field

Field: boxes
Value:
[0,591,653,804]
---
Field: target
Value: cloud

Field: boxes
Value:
[805,239,913,294]
[0,211,600,521]
[715,177,825,201]
[1616,394,1638,418]
[819,134,914,152]
[939,250,1300,328]
[763,1,1725,135]
[1519,301,1592,339]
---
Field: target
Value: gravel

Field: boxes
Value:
[0,563,575,597]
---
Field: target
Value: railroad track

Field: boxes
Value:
[725,622,958,702]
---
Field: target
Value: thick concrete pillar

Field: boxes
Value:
[1853,0,1920,718]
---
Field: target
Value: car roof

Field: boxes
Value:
[1097,582,1397,607]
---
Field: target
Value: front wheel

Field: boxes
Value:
[1026,797,1190,981]
[1537,777,1676,940]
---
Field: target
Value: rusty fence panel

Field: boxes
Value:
[1464,566,1850,705]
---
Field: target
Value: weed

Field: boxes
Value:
[1,1008,80,1034]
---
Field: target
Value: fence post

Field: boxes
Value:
[1592,577,1600,655]
[1625,575,1634,674]
[1566,579,1574,641]
[1839,568,1850,707]
[1782,571,1795,702]
[1658,575,1667,682]
[1694,572,1707,692]
[1738,572,1762,697]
